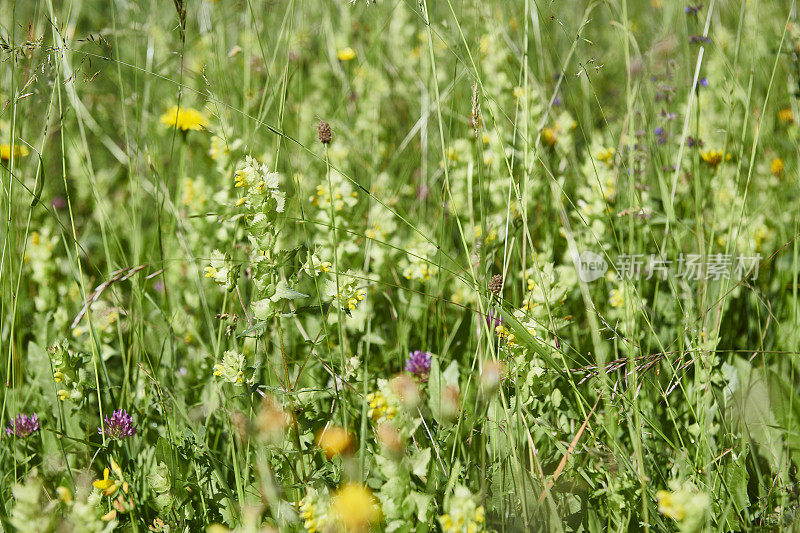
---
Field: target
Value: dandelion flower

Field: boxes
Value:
[160,106,209,131]
[700,149,724,167]
[778,107,794,124]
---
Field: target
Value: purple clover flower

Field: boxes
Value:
[98,409,137,439]
[6,413,39,438]
[405,350,432,377]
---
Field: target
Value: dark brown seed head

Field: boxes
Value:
[488,274,503,296]
[318,121,333,144]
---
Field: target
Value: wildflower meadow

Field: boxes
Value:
[3,0,800,531]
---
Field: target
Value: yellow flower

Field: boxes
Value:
[609,289,624,308]
[209,135,228,159]
[233,170,248,188]
[542,127,557,147]
[343,288,366,311]
[656,483,710,526]
[337,47,357,61]
[57,389,69,401]
[56,486,73,503]
[366,390,396,422]
[93,468,121,496]
[107,456,131,494]
[771,157,784,176]
[778,107,794,124]
[316,426,354,458]
[0,144,30,161]
[300,499,321,532]
[596,148,615,165]
[182,178,196,206]
[330,483,381,532]
[700,149,724,167]
[160,106,209,131]
[657,490,685,519]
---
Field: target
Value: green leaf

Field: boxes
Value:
[410,448,431,478]
[409,491,432,522]
[271,280,308,301]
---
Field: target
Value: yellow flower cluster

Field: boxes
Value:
[213,350,245,383]
[303,250,332,277]
[366,390,396,423]
[403,262,434,282]
[609,288,625,308]
[495,324,517,345]
[311,184,358,211]
[596,147,615,166]
[439,506,485,533]
[365,222,387,240]
[342,287,366,311]
[233,169,249,188]
[299,498,324,533]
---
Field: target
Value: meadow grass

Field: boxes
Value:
[1,0,800,531]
